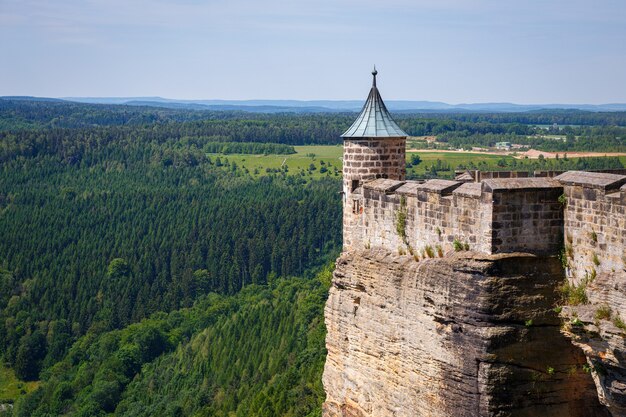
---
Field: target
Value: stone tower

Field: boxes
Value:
[342,68,407,249]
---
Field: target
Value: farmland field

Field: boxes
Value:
[0,365,39,405]
[207,145,626,179]
[208,145,344,178]
[208,146,521,179]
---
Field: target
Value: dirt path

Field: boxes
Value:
[406,148,626,160]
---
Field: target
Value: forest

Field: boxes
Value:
[11,266,333,417]
[2,98,626,153]
[1,98,625,415]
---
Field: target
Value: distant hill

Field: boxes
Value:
[60,97,626,113]
[2,96,69,103]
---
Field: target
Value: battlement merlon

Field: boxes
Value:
[343,171,626,269]
[555,171,626,282]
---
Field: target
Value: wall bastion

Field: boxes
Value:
[344,171,626,275]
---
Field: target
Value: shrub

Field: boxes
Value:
[559,248,569,269]
[424,246,434,258]
[436,245,443,257]
[592,253,600,266]
[453,240,463,252]
[614,315,626,331]
[595,305,612,321]
[560,280,588,306]
[395,196,407,242]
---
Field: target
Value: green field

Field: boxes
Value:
[208,146,512,179]
[406,151,511,177]
[0,365,39,404]
[209,145,344,179]
[208,146,626,180]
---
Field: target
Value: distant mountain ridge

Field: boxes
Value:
[3,96,626,113]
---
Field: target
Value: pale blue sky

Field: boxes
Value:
[1,0,625,103]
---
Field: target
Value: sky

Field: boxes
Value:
[1,0,625,103]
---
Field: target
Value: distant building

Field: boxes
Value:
[495,141,511,150]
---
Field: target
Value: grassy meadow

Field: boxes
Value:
[0,365,39,405]
[210,145,344,179]
[208,145,626,180]
[208,145,517,179]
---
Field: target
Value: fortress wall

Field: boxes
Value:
[346,173,626,260]
[342,138,406,251]
[450,185,493,253]
[487,180,564,255]
[348,180,490,255]
[347,177,567,256]
[342,138,405,196]
[557,172,626,282]
[359,186,404,251]
[403,182,492,255]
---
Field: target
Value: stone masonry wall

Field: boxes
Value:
[344,179,492,256]
[486,178,564,255]
[342,138,405,250]
[342,138,405,197]
[345,177,565,256]
[556,171,626,283]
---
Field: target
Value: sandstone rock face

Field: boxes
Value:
[561,269,626,415]
[323,250,609,417]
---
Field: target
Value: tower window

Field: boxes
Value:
[351,179,360,192]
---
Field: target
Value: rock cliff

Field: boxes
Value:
[323,250,610,417]
[561,270,626,415]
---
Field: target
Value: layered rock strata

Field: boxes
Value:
[561,270,626,415]
[323,250,609,417]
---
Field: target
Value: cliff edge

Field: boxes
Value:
[323,250,609,417]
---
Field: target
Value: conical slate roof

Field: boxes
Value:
[341,69,407,138]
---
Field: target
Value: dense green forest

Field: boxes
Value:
[0,99,342,408]
[1,98,625,416]
[202,142,295,155]
[0,159,339,380]
[12,266,332,417]
[2,99,626,152]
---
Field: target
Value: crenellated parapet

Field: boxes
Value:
[344,171,626,266]
[345,176,563,256]
[556,171,626,283]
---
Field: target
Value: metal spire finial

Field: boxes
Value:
[372,66,377,87]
